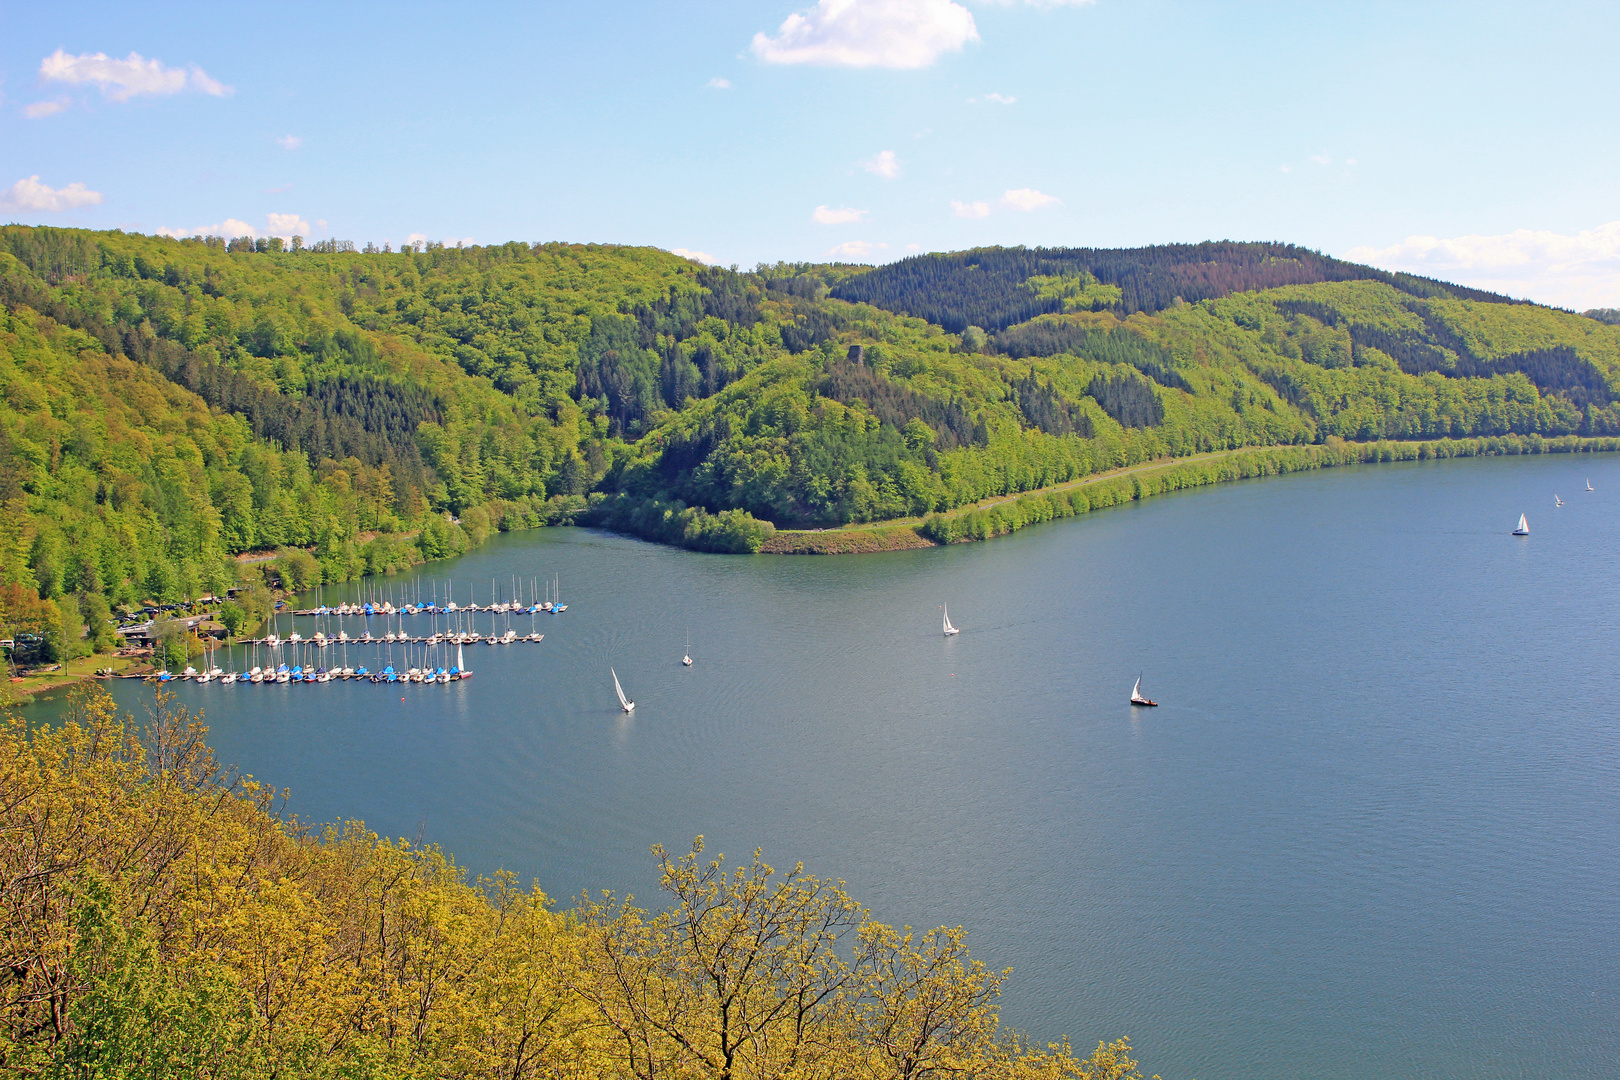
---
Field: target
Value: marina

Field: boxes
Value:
[121,575,562,684]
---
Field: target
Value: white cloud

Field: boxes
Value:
[1001,187,1059,211]
[905,243,922,251]
[863,150,900,179]
[812,204,868,225]
[23,98,70,119]
[671,247,720,264]
[707,77,732,89]
[265,212,311,237]
[0,175,104,212]
[1280,164,1293,174]
[827,239,887,260]
[752,0,979,69]
[157,217,258,239]
[951,199,990,218]
[155,212,311,240]
[1310,153,1332,166]
[984,91,1016,104]
[39,49,232,101]
[405,232,429,248]
[187,66,231,97]
[1346,221,1620,309]
[276,135,302,150]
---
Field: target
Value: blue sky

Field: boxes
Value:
[4,1,1618,307]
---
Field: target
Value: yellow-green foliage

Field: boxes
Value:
[0,686,1154,1080]
[1024,271,1123,313]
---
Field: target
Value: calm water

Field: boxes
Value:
[33,454,1620,1080]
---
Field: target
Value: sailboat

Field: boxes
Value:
[1130,673,1157,707]
[682,631,693,667]
[455,641,471,679]
[1555,494,1564,507]
[942,604,960,637]
[1512,513,1530,536]
[1587,478,1595,491]
[612,667,634,712]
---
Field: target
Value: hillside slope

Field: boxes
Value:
[3,226,1618,630]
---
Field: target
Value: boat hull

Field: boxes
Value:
[1130,698,1158,707]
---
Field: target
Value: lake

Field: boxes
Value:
[33,453,1620,1080]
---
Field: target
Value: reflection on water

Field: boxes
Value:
[33,453,1620,1080]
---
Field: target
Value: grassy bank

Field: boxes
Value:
[1,653,139,707]
[760,524,933,554]
[761,434,1620,553]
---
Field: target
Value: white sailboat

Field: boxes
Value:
[1587,478,1594,491]
[456,641,471,679]
[1555,494,1564,507]
[612,667,634,712]
[1512,513,1530,536]
[1130,673,1158,707]
[942,604,960,637]
[682,631,693,667]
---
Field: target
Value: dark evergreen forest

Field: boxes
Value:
[832,243,1527,332]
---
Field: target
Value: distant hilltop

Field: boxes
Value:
[829,241,1533,332]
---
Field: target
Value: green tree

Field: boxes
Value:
[57,875,254,1077]
[80,592,116,653]
[236,583,274,633]
[275,548,322,593]
[217,602,247,640]
[150,616,191,671]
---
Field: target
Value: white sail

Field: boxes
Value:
[1514,513,1529,535]
[1587,478,1594,491]
[942,604,959,636]
[612,667,634,712]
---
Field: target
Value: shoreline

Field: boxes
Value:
[758,434,1620,554]
[15,435,1612,706]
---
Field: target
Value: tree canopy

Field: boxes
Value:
[2,224,1618,610]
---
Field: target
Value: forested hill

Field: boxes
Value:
[830,243,1528,332]
[2,224,1619,632]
